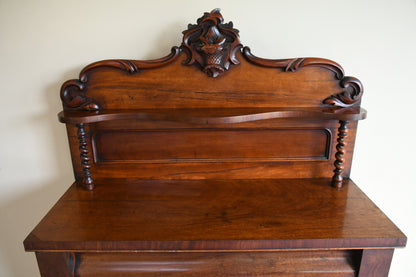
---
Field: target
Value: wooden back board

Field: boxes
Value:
[58,9,366,190]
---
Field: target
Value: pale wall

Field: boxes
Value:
[0,0,415,276]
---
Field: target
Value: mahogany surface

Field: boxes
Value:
[24,8,405,277]
[25,178,405,252]
[58,107,367,125]
[75,251,360,277]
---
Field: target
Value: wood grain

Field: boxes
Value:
[35,252,74,277]
[358,249,395,277]
[64,119,357,181]
[24,178,406,252]
[76,251,359,277]
[92,128,330,163]
[74,54,346,110]
[58,107,367,124]
[25,8,406,277]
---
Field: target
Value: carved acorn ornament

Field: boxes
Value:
[181,9,242,78]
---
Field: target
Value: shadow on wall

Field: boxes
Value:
[0,76,77,277]
[0,182,68,276]
[0,28,183,276]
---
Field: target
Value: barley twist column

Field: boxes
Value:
[332,120,349,188]
[76,123,94,190]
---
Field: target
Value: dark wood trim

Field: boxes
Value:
[75,250,359,276]
[35,252,75,277]
[242,46,344,78]
[76,124,94,190]
[242,47,363,108]
[332,120,349,188]
[31,248,398,276]
[59,79,100,111]
[181,8,242,77]
[58,107,367,125]
[26,238,407,253]
[60,47,180,111]
[324,76,364,108]
[358,249,395,277]
[79,47,180,78]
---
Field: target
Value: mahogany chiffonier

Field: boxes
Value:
[24,9,406,277]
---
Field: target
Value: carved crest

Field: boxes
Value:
[181,9,242,78]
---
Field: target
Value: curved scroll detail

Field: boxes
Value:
[243,47,345,79]
[60,79,100,111]
[60,47,181,110]
[242,47,363,108]
[78,47,180,81]
[181,9,242,78]
[323,76,363,108]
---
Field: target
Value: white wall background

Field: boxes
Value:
[0,0,415,276]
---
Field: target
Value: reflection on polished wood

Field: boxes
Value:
[25,179,405,276]
[25,178,405,251]
[58,107,367,124]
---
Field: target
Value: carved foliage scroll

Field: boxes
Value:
[60,79,100,111]
[60,48,180,111]
[181,9,242,78]
[323,77,363,108]
[60,9,363,108]
[242,47,363,108]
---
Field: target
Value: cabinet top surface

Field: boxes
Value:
[24,178,406,252]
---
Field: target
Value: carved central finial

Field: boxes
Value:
[181,9,242,77]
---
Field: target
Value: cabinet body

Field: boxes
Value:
[24,9,406,277]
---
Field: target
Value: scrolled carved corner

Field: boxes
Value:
[78,47,180,79]
[242,47,345,79]
[181,8,242,78]
[242,47,364,108]
[60,79,100,111]
[323,76,364,108]
[60,47,181,111]
[60,60,142,111]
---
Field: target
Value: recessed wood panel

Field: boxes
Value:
[92,128,330,163]
[76,251,358,277]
